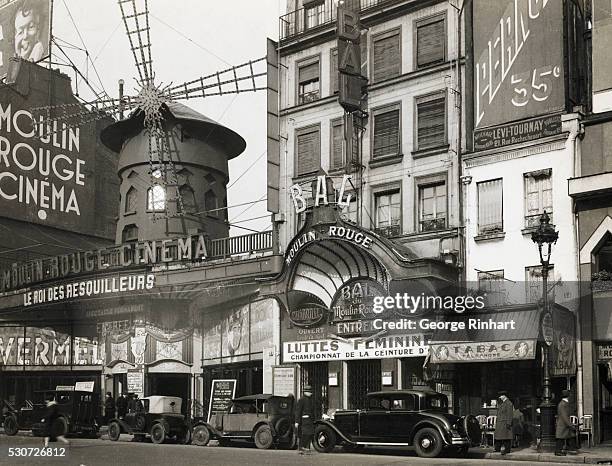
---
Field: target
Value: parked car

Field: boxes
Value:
[3,390,99,438]
[312,389,481,458]
[191,394,295,449]
[108,396,190,444]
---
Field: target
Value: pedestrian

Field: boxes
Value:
[104,392,115,424]
[294,385,315,455]
[42,396,70,448]
[555,389,578,456]
[495,390,513,455]
[116,392,128,419]
[127,393,136,413]
[512,398,524,448]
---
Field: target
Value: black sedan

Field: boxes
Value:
[313,389,480,458]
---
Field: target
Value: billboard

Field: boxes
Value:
[0,0,50,76]
[473,0,565,129]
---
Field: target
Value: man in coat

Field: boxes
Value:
[555,389,577,456]
[116,392,128,419]
[495,391,514,455]
[294,385,315,454]
[104,392,115,424]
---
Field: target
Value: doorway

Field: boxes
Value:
[148,373,190,410]
[347,359,381,409]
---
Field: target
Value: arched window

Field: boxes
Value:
[179,185,197,214]
[125,187,137,213]
[205,189,218,216]
[122,224,138,242]
[147,185,166,211]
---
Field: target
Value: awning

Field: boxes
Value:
[429,308,540,363]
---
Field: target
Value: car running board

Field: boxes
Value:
[354,442,411,446]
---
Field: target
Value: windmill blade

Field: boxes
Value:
[118,0,154,85]
[164,57,267,101]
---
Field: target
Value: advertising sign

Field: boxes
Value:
[127,370,144,395]
[208,379,236,422]
[431,339,536,363]
[74,381,94,392]
[330,278,386,323]
[598,344,612,361]
[473,0,564,130]
[272,366,296,397]
[550,307,576,377]
[473,113,562,151]
[0,0,50,76]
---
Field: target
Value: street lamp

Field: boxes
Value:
[531,211,559,453]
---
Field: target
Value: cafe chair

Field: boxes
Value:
[570,415,578,425]
[476,415,487,446]
[484,415,496,447]
[579,415,593,448]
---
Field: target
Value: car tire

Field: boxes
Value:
[192,425,211,446]
[177,427,191,445]
[275,418,292,439]
[3,416,18,436]
[414,427,444,458]
[253,425,274,450]
[313,425,336,453]
[108,421,121,441]
[150,423,166,445]
[134,414,146,432]
[52,417,68,438]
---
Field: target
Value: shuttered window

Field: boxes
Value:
[416,16,446,68]
[298,59,320,104]
[524,169,553,227]
[372,107,400,158]
[417,95,446,149]
[331,119,344,169]
[372,30,400,83]
[477,179,503,234]
[296,126,320,176]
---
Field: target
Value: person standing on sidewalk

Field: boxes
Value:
[116,392,128,419]
[104,392,115,425]
[495,391,514,455]
[294,385,315,455]
[555,389,578,456]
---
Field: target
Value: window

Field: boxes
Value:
[297,58,320,104]
[330,118,358,170]
[372,105,400,159]
[147,185,166,211]
[477,270,505,306]
[372,29,401,83]
[295,125,321,176]
[477,179,503,234]
[416,93,446,150]
[205,189,218,215]
[418,180,446,232]
[125,187,137,213]
[416,14,446,68]
[122,224,138,243]
[305,1,324,29]
[526,265,555,303]
[179,185,197,214]
[374,189,400,237]
[524,169,552,228]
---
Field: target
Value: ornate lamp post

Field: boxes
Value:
[531,211,559,452]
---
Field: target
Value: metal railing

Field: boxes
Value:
[280,0,407,41]
[208,231,273,259]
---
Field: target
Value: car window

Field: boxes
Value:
[391,396,415,410]
[368,397,390,410]
[56,394,71,404]
[426,395,448,410]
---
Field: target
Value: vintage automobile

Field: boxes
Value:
[191,394,295,449]
[3,390,99,438]
[108,395,190,444]
[313,389,481,458]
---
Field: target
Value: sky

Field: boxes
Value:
[50,0,284,235]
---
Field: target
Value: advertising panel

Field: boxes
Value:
[208,379,236,422]
[0,0,51,76]
[431,339,536,363]
[272,365,296,396]
[473,0,564,130]
[550,307,576,377]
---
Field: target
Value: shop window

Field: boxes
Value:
[147,185,166,212]
[122,224,138,243]
[524,169,552,228]
[372,105,400,159]
[295,125,321,176]
[525,264,555,303]
[477,179,503,234]
[477,270,505,306]
[372,28,401,83]
[416,93,446,150]
[418,178,446,232]
[179,185,197,214]
[374,189,400,237]
[415,14,446,68]
[125,187,137,213]
[297,57,320,104]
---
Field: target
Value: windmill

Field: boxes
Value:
[29,0,276,231]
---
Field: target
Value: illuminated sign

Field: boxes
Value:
[289,174,352,214]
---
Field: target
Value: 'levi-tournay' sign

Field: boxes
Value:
[473,114,561,151]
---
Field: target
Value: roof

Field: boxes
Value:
[367,389,440,397]
[100,101,246,158]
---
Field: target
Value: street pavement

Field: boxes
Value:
[0,434,581,466]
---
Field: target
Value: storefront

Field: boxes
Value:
[595,343,612,442]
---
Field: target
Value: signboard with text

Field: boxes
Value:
[473,0,564,130]
[272,366,296,397]
[598,344,612,361]
[127,370,144,395]
[431,339,536,363]
[473,113,562,151]
[208,379,236,422]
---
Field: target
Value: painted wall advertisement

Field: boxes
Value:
[473,0,564,130]
[0,0,50,76]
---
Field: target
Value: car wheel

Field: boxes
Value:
[3,416,18,436]
[414,427,444,458]
[254,425,274,450]
[108,421,121,441]
[150,423,166,444]
[52,417,68,438]
[313,425,336,453]
[134,414,146,432]
[275,418,291,439]
[192,425,211,446]
[177,427,191,445]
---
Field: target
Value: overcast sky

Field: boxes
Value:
[52,0,283,235]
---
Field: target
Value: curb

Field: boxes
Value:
[482,452,612,464]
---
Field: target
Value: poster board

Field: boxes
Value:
[272,365,296,397]
[127,370,144,396]
[207,379,236,422]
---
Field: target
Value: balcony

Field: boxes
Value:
[374,224,400,238]
[280,0,407,42]
[420,217,446,233]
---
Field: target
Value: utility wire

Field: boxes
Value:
[228,149,266,189]
[229,193,267,223]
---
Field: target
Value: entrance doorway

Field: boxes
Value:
[300,362,328,418]
[599,363,612,442]
[347,359,381,409]
[148,373,190,411]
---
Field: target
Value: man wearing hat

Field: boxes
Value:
[495,391,514,455]
[294,385,315,454]
[555,389,577,456]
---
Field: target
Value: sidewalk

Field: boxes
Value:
[474,444,612,464]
